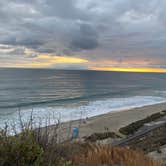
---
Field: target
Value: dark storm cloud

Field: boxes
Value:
[38,0,89,20]
[2,37,44,49]
[70,23,99,50]
[0,0,97,54]
[0,0,166,68]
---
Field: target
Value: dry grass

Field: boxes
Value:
[73,144,165,166]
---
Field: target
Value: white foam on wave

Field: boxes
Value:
[1,95,166,132]
[155,91,166,97]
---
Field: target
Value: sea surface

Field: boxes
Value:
[0,68,166,128]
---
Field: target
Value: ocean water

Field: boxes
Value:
[0,68,166,128]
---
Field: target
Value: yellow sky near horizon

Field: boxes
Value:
[0,54,88,68]
[0,53,166,73]
[92,67,166,73]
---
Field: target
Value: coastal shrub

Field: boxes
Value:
[0,129,43,166]
[84,131,121,142]
[123,124,166,153]
[73,144,165,166]
[0,112,79,166]
[119,112,166,135]
[0,128,71,166]
[0,127,165,166]
[0,125,83,166]
[41,142,90,166]
[59,158,72,166]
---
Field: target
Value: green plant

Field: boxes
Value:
[59,158,72,166]
[0,129,43,166]
[119,111,166,135]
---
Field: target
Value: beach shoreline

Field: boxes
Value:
[45,102,166,141]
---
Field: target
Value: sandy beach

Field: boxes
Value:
[46,102,166,141]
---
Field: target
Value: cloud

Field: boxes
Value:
[0,0,166,69]
[0,53,88,68]
[70,23,99,50]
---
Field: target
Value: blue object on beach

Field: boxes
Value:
[72,127,79,139]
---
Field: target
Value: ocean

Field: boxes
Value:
[0,68,166,128]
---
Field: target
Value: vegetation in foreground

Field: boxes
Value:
[74,145,165,166]
[0,127,165,166]
[124,123,166,153]
[119,110,166,135]
[84,131,121,142]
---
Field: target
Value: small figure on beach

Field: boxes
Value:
[72,127,79,139]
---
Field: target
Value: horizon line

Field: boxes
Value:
[0,67,166,74]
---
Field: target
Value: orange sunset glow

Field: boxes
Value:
[93,67,166,73]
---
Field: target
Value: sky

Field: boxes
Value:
[0,0,166,72]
